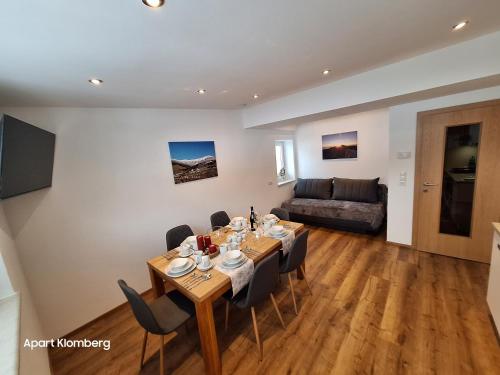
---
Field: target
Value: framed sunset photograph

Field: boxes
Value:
[322,131,358,159]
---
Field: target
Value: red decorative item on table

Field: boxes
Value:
[208,244,218,254]
[204,235,212,248]
[196,235,205,251]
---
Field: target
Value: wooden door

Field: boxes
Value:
[414,100,500,263]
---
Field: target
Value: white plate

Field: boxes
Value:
[271,229,285,234]
[167,258,193,273]
[170,258,191,272]
[197,261,214,271]
[230,225,244,232]
[224,250,243,264]
[222,258,247,269]
[222,254,247,268]
[178,249,194,258]
[270,225,284,233]
[166,262,196,278]
[224,255,244,265]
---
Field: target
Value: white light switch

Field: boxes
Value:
[399,172,407,185]
[397,151,411,159]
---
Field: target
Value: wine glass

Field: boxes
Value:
[253,210,261,228]
[211,226,223,241]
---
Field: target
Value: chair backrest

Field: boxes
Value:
[166,224,194,250]
[210,211,230,230]
[270,207,290,221]
[243,252,280,307]
[281,230,309,273]
[117,280,163,335]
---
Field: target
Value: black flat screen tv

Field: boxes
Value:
[0,114,56,199]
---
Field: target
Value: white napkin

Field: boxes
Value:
[213,254,254,296]
[265,229,295,255]
[181,236,197,249]
[264,213,279,223]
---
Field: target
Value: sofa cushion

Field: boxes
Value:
[333,177,379,203]
[294,178,332,200]
[282,198,385,230]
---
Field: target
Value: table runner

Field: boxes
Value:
[213,255,254,297]
[179,234,255,296]
[264,229,295,255]
[167,247,254,297]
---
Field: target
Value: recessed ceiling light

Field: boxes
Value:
[88,78,103,86]
[452,20,468,31]
[253,94,259,99]
[322,69,331,76]
[142,0,165,8]
[196,89,206,95]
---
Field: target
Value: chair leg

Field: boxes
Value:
[270,293,286,329]
[250,306,263,361]
[159,335,165,375]
[140,330,148,369]
[225,301,230,332]
[288,273,298,315]
[300,265,313,295]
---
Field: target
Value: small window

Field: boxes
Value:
[274,140,296,185]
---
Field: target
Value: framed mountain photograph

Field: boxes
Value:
[322,131,358,159]
[168,141,218,184]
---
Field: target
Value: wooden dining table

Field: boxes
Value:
[147,219,305,375]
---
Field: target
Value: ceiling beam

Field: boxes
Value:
[242,31,500,128]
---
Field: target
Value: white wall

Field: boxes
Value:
[295,109,389,183]
[0,107,294,338]
[0,252,12,299]
[387,85,500,245]
[0,203,51,375]
[243,31,500,127]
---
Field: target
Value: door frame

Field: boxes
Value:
[412,98,500,249]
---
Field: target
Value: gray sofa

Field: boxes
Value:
[281,178,387,234]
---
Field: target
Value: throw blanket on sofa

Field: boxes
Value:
[281,198,385,231]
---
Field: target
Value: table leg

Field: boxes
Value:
[195,299,221,375]
[297,260,306,280]
[148,265,165,298]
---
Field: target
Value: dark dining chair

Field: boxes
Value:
[165,224,194,250]
[224,252,285,361]
[210,210,231,230]
[279,230,312,315]
[270,207,290,221]
[117,280,195,374]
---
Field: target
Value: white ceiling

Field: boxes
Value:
[1,0,500,109]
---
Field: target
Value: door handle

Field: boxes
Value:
[423,182,439,186]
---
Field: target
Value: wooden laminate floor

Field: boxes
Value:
[49,226,500,374]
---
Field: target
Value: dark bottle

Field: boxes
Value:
[250,206,256,231]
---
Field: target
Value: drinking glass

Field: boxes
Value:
[254,227,263,240]
[212,226,223,240]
